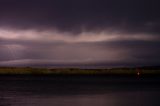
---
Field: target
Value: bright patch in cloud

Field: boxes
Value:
[0,28,158,43]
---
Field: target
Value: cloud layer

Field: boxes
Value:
[0,0,160,67]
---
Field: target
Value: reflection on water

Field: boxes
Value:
[0,75,160,106]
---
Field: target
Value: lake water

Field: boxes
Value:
[0,75,160,106]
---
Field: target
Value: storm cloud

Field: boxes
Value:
[0,0,160,67]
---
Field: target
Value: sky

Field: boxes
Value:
[0,0,160,67]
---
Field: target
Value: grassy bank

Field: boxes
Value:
[0,67,160,75]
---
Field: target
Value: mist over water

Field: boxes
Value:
[0,75,160,106]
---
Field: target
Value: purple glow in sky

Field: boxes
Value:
[0,0,160,67]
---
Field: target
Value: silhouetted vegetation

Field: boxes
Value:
[0,66,160,75]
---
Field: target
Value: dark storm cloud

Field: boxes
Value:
[0,0,160,67]
[0,0,160,34]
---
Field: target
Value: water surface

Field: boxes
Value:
[0,75,160,106]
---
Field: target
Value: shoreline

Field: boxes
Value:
[0,67,160,76]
